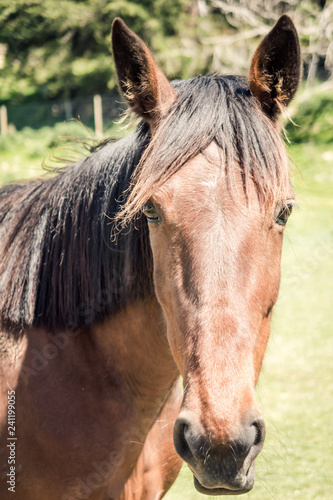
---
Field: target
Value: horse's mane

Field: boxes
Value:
[0,123,152,331]
[0,75,289,331]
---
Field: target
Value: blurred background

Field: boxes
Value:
[0,1,332,499]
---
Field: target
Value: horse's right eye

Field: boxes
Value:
[142,201,160,223]
[275,203,293,226]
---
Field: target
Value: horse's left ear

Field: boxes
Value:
[249,15,301,121]
[111,18,176,125]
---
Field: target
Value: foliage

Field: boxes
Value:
[0,119,126,183]
[0,0,191,102]
[286,84,333,144]
[206,0,333,81]
[1,0,331,105]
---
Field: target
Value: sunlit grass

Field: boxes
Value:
[0,120,129,184]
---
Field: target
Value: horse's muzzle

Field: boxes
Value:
[173,410,266,495]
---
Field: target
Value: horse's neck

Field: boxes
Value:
[91,296,178,408]
[2,297,178,426]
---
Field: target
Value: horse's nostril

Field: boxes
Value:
[174,412,266,479]
[251,418,266,448]
[174,419,193,463]
[253,424,261,446]
[179,423,189,453]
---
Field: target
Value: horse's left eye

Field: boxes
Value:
[275,203,293,226]
[142,201,160,223]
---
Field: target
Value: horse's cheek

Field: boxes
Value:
[254,317,271,383]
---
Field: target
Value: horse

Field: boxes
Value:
[0,15,301,500]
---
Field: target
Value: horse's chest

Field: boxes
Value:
[0,329,159,499]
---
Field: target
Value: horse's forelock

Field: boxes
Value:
[117,74,290,229]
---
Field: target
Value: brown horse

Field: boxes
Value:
[0,15,301,500]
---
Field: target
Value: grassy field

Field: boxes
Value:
[0,120,127,184]
[0,88,332,499]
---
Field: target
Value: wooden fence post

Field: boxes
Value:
[93,95,103,137]
[64,99,73,121]
[0,105,8,136]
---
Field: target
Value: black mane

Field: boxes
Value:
[0,123,153,331]
[0,75,289,331]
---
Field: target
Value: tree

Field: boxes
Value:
[0,0,191,102]
[203,0,333,82]
[0,0,331,103]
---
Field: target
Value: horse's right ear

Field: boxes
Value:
[111,18,176,125]
[249,15,301,121]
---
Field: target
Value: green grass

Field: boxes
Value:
[0,91,332,499]
[0,119,129,184]
[286,84,333,145]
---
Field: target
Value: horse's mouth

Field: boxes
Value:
[193,466,255,496]
[194,477,253,496]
